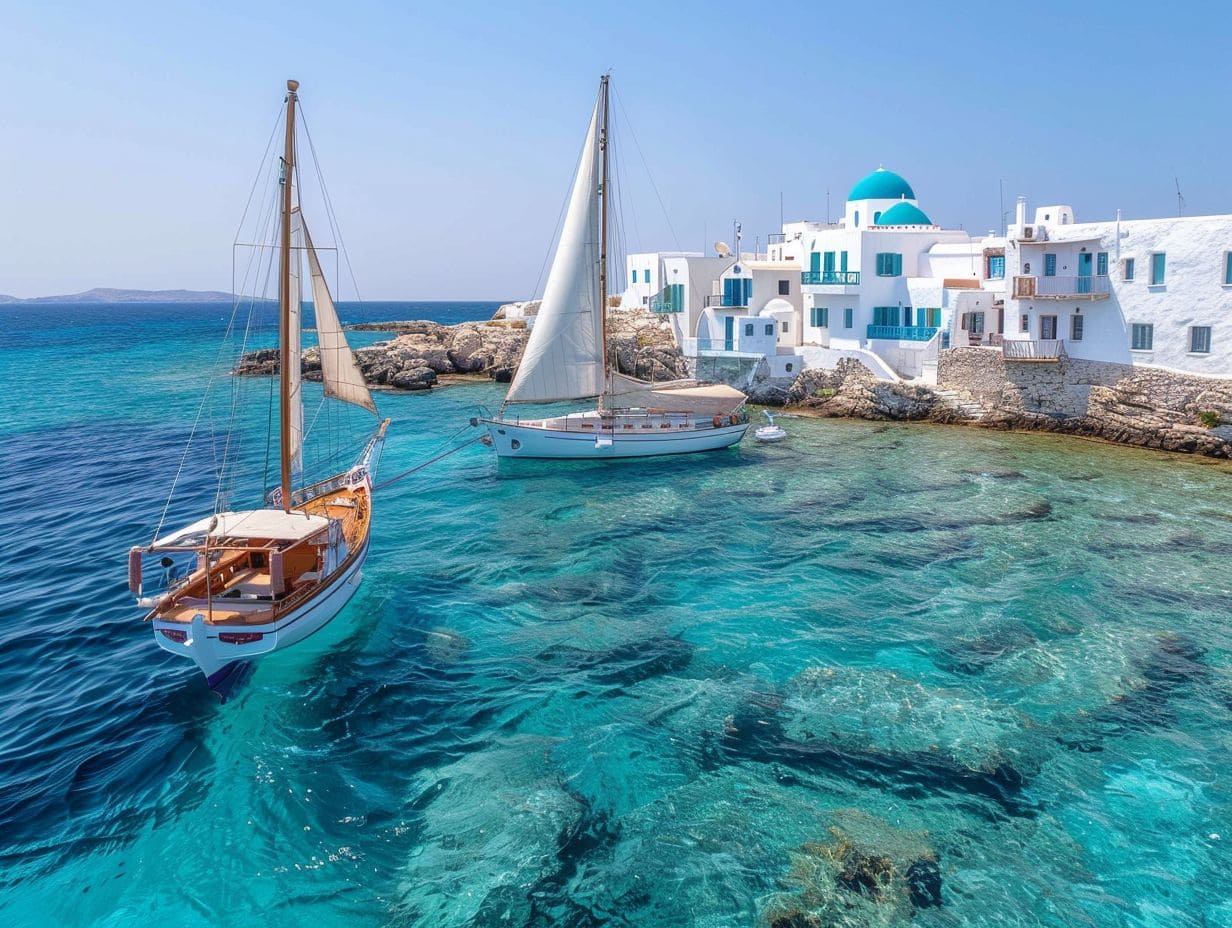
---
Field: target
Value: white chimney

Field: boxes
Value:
[1015,196,1027,229]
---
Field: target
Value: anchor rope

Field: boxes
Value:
[370,434,484,492]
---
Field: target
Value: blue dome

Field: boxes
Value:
[874,201,933,226]
[848,167,915,202]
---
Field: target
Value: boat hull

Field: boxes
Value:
[151,538,368,696]
[482,417,748,459]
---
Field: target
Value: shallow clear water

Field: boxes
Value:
[2,303,1231,927]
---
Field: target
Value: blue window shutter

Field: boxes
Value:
[1045,254,1057,277]
[632,269,638,283]
[1152,253,1166,284]
[844,307,853,328]
[1225,253,1232,285]
[810,252,820,273]
[840,251,848,272]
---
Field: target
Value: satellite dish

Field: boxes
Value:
[714,241,731,256]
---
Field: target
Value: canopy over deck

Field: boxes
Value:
[153,509,330,548]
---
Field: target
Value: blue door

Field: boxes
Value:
[723,315,734,351]
[1077,252,1093,293]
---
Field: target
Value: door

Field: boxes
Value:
[724,315,734,351]
[1040,315,1058,340]
[1077,252,1093,293]
[809,252,820,281]
[823,251,836,279]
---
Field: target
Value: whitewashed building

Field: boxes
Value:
[1003,197,1232,375]
[767,168,1007,380]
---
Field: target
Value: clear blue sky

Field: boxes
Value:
[2,0,1229,300]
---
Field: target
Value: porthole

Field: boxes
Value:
[510,439,521,450]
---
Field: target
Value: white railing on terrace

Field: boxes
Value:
[1003,339,1064,360]
[1035,275,1111,296]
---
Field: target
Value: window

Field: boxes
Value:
[1097,252,1108,276]
[1044,253,1057,277]
[744,323,754,337]
[875,253,903,276]
[1131,323,1154,350]
[644,268,651,283]
[1190,326,1212,353]
[1150,253,1166,285]
[764,323,775,336]
[785,362,794,373]
[1040,315,1057,339]
[1021,314,1030,333]
[632,269,638,283]
[1224,252,1232,285]
[872,306,901,327]
[722,277,753,306]
[823,251,836,273]
[1071,314,1084,341]
[854,210,860,227]
[840,251,849,272]
[781,320,790,333]
[778,279,790,295]
[987,255,1005,279]
[844,307,853,329]
[1123,258,1135,281]
[810,307,830,327]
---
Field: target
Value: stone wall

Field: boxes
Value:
[937,347,1232,456]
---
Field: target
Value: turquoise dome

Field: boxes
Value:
[848,167,915,202]
[874,201,933,226]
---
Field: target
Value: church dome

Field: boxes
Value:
[848,167,915,202]
[874,201,933,226]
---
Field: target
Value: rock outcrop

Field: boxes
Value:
[234,308,685,392]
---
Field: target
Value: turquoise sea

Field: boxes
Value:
[1,301,1231,927]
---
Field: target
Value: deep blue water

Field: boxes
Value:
[1,302,1230,927]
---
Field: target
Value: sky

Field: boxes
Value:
[1,0,1230,300]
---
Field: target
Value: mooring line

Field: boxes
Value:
[371,434,484,491]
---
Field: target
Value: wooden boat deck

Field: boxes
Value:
[150,483,370,627]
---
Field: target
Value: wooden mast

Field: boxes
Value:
[278,79,299,512]
[597,74,611,412]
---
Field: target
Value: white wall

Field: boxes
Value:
[1005,209,1232,375]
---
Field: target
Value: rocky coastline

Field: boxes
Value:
[235,307,685,390]
[751,354,1232,459]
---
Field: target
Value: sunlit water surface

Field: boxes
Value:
[1,302,1230,927]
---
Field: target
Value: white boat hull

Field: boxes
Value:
[482,414,748,459]
[151,538,368,694]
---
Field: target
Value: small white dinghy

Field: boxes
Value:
[754,410,788,443]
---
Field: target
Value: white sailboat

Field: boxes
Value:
[477,76,748,459]
[128,80,389,698]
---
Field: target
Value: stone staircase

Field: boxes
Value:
[933,389,989,422]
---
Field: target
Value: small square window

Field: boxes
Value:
[1190,326,1212,353]
[764,323,775,336]
[778,279,790,295]
[1131,323,1154,350]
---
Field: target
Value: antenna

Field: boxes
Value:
[826,189,831,224]
[1174,175,1185,216]
[999,178,1007,237]
[779,191,784,229]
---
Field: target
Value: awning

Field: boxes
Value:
[153,509,330,547]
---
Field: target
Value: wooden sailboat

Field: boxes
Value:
[477,76,748,459]
[128,80,390,698]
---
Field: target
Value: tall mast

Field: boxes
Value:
[598,74,611,409]
[278,79,299,512]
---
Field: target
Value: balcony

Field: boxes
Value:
[1014,275,1110,300]
[703,294,748,309]
[649,300,681,313]
[1003,339,1064,361]
[801,270,860,286]
[866,325,939,342]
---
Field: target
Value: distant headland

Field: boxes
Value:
[0,288,234,304]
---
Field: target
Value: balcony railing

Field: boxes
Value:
[801,270,860,286]
[1015,275,1110,299]
[1003,338,1064,361]
[703,294,747,309]
[866,325,939,342]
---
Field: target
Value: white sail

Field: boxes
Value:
[299,216,378,415]
[504,96,604,404]
[288,213,305,480]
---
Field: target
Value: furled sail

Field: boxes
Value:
[298,215,378,415]
[504,96,604,404]
[606,372,746,417]
[287,212,305,479]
